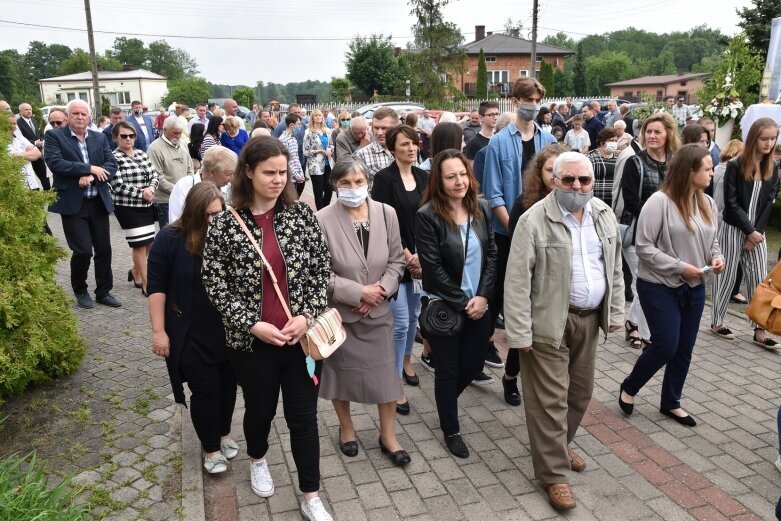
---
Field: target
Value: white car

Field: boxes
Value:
[356,102,425,120]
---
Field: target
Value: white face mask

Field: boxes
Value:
[605,141,618,153]
[337,185,368,208]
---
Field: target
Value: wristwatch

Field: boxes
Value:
[303,312,315,328]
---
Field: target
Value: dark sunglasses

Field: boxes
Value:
[557,175,593,186]
[50,120,65,126]
[119,133,136,139]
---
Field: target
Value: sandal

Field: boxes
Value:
[625,320,642,349]
[711,325,735,340]
[753,331,780,350]
[730,293,748,304]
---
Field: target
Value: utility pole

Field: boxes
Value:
[84,0,101,117]
[530,0,539,79]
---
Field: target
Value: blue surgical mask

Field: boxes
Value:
[337,185,369,207]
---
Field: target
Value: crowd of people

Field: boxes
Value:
[3,79,781,519]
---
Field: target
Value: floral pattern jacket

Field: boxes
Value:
[202,201,331,352]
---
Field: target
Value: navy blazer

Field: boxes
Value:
[125,115,157,151]
[147,227,196,405]
[44,125,118,216]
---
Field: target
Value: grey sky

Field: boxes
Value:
[0,0,754,85]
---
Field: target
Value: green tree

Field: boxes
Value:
[232,86,254,107]
[162,77,211,107]
[542,32,575,50]
[147,41,198,81]
[407,0,466,101]
[330,77,351,101]
[573,43,587,96]
[108,37,147,69]
[553,69,574,96]
[737,0,781,55]
[346,34,402,97]
[585,51,637,94]
[0,53,15,101]
[476,48,488,98]
[503,18,523,38]
[58,50,121,75]
[539,61,554,97]
[101,96,110,117]
[24,41,72,80]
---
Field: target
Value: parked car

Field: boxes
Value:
[573,98,631,112]
[356,102,425,121]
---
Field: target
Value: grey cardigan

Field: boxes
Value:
[636,191,723,288]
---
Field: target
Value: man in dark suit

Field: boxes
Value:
[103,107,124,151]
[44,99,121,309]
[17,103,50,190]
[125,100,156,151]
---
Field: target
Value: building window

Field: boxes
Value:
[67,92,76,101]
[536,55,543,63]
[680,81,687,86]
[55,93,63,103]
[117,91,131,104]
[79,92,89,102]
[488,70,509,85]
[485,56,496,63]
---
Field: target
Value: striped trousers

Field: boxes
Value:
[710,223,767,329]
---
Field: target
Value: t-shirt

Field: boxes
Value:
[465,133,490,160]
[254,209,290,331]
[565,129,590,152]
[521,137,535,176]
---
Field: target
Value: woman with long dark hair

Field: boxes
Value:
[201,136,333,521]
[416,149,496,458]
[620,144,724,426]
[148,183,238,474]
[188,122,206,171]
[200,116,223,156]
[710,117,780,349]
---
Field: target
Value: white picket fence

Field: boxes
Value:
[299,97,605,114]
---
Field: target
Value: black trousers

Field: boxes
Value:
[311,166,333,210]
[430,314,490,436]
[60,197,113,297]
[490,233,511,336]
[179,344,237,453]
[227,340,323,493]
[295,181,306,198]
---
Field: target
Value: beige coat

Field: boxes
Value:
[504,193,625,349]
[315,199,404,323]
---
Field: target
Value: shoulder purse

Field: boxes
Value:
[618,155,644,246]
[228,207,346,361]
[747,260,781,335]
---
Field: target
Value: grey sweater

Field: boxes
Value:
[147,137,194,203]
[636,191,723,288]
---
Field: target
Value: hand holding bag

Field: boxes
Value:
[747,260,781,334]
[228,207,346,362]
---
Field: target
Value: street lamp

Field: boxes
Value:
[405,80,411,101]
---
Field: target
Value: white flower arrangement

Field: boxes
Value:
[705,74,744,125]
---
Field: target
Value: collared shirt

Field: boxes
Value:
[280,130,305,183]
[354,141,394,181]
[671,104,691,127]
[134,116,151,143]
[417,116,435,134]
[188,116,209,131]
[8,135,41,189]
[71,129,97,198]
[558,201,606,309]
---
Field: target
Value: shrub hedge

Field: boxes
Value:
[0,116,86,404]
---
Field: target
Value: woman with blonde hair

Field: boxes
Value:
[710,118,780,348]
[619,112,679,349]
[303,109,334,209]
[220,116,250,155]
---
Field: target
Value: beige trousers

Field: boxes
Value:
[519,311,599,485]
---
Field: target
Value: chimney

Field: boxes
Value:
[487,31,493,36]
[122,63,133,71]
[475,25,485,41]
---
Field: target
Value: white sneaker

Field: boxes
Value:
[775,454,781,474]
[221,438,239,459]
[300,497,333,521]
[203,453,228,474]
[250,458,274,497]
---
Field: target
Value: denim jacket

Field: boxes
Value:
[482,121,556,235]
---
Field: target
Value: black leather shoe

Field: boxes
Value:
[619,383,634,416]
[338,436,358,457]
[378,437,411,466]
[396,401,410,415]
[96,294,122,308]
[444,434,469,458]
[660,408,696,427]
[502,377,522,406]
[76,293,94,309]
[403,370,419,386]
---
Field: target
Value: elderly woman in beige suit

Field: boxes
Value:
[315,157,409,466]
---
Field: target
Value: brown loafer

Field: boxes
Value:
[568,449,586,472]
[545,483,576,510]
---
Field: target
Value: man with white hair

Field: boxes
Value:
[613,120,633,151]
[504,152,624,511]
[603,100,621,127]
[168,145,236,222]
[44,99,120,309]
[147,115,193,227]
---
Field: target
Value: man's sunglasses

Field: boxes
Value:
[50,120,65,126]
[556,175,593,186]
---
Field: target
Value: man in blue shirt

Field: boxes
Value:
[481,77,556,399]
[581,105,604,151]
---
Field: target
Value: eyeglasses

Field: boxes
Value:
[50,120,65,126]
[556,175,593,186]
[119,133,136,139]
[484,113,500,118]
[207,210,223,218]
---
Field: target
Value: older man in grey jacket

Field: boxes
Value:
[504,152,624,512]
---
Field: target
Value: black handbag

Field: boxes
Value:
[419,297,464,338]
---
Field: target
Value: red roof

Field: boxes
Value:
[605,73,709,87]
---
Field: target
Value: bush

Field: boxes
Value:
[0,116,86,404]
[0,451,86,520]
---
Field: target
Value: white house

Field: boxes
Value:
[38,68,168,111]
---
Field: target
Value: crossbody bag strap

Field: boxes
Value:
[228,206,294,321]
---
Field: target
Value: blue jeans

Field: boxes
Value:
[157,202,169,229]
[622,279,705,410]
[390,281,421,378]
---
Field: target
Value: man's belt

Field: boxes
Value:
[568,305,600,317]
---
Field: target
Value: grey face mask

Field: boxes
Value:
[554,188,593,212]
[517,103,541,121]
